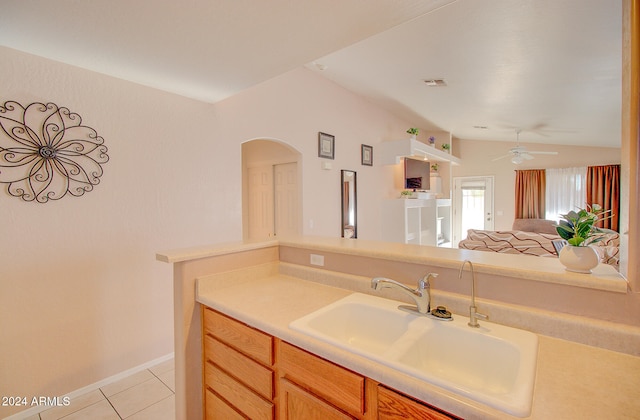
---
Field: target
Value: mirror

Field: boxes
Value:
[311,2,632,278]
[341,170,357,238]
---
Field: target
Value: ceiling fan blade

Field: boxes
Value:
[496,123,577,136]
[521,153,535,160]
[491,154,512,161]
[528,151,559,155]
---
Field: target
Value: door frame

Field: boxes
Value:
[452,176,495,247]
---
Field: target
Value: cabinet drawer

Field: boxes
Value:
[203,308,273,366]
[279,342,365,417]
[204,388,245,420]
[204,334,274,399]
[378,385,458,420]
[280,378,355,420]
[205,361,274,420]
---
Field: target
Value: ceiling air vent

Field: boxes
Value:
[423,79,447,87]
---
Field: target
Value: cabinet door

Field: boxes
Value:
[279,342,365,417]
[378,386,457,420]
[279,378,355,420]
[204,388,245,420]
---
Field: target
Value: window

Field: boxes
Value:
[461,183,486,235]
[545,167,586,222]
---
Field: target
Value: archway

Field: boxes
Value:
[241,139,302,240]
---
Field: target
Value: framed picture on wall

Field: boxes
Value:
[361,144,373,166]
[318,132,335,159]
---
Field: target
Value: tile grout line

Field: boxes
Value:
[122,394,175,420]
[98,388,124,420]
[106,369,175,420]
[148,369,174,394]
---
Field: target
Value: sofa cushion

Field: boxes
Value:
[512,218,558,235]
[459,229,560,257]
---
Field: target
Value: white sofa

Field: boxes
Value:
[458,228,620,267]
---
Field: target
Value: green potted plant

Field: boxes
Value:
[555,204,612,246]
[441,143,451,153]
[554,204,613,273]
[406,128,419,139]
[400,190,414,198]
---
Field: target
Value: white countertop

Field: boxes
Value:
[157,236,628,293]
[195,268,640,420]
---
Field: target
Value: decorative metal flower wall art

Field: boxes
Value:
[0,101,109,203]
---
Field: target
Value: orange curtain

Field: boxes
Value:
[586,165,620,231]
[515,169,546,219]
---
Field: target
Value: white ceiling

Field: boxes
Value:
[0,0,621,147]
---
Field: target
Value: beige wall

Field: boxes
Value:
[0,46,413,417]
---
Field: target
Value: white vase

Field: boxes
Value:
[559,245,599,273]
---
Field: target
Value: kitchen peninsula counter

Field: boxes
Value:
[194,265,640,420]
[157,237,638,420]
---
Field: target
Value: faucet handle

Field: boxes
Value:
[468,305,489,328]
[419,273,437,290]
[475,311,488,321]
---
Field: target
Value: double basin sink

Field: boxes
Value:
[289,292,538,417]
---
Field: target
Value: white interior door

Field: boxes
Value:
[274,162,299,238]
[247,165,274,240]
[453,176,494,246]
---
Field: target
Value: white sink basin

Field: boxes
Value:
[292,293,414,355]
[289,293,538,417]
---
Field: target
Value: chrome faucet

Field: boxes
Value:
[459,260,488,328]
[371,274,437,315]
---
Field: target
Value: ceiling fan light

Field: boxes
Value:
[511,155,524,164]
[423,78,447,87]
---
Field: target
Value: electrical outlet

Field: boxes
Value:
[310,254,325,266]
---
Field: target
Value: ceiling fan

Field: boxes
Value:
[492,130,559,164]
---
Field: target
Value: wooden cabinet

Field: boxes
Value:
[202,306,459,420]
[204,388,245,420]
[278,341,365,419]
[280,378,355,420]
[202,308,275,419]
[203,306,273,366]
[378,385,459,420]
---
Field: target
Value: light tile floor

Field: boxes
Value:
[25,359,175,420]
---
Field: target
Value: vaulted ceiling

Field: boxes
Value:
[0,0,621,147]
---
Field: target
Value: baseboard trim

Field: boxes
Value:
[2,352,175,420]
